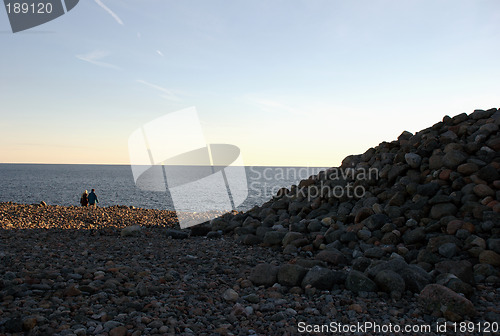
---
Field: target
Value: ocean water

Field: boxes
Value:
[0,164,326,212]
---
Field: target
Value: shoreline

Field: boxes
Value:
[1,201,499,335]
[0,202,182,231]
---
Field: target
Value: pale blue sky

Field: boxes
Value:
[1,0,499,166]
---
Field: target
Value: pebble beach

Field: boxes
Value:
[1,108,500,335]
[2,203,498,336]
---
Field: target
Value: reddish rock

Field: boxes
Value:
[473,184,495,197]
[461,222,475,233]
[493,203,500,213]
[439,169,452,180]
[109,326,127,336]
[479,250,500,267]
[63,285,82,297]
[457,163,479,175]
[446,220,464,235]
[354,207,374,224]
[481,196,494,205]
[418,284,476,321]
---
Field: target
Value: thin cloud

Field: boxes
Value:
[76,50,120,70]
[156,50,164,57]
[94,0,124,25]
[248,96,299,115]
[137,79,181,102]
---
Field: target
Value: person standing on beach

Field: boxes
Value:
[88,189,99,207]
[80,190,89,207]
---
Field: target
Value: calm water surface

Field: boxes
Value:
[0,164,326,211]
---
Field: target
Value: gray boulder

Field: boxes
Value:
[301,266,342,290]
[277,264,307,287]
[375,270,405,299]
[249,263,278,286]
[346,270,377,293]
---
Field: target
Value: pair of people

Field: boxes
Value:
[80,189,99,207]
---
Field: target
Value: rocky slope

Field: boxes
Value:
[209,107,500,322]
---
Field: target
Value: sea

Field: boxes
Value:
[0,164,327,212]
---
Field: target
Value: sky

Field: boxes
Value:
[1,0,499,167]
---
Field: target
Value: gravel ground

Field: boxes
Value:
[1,203,498,335]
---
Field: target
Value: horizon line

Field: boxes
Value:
[0,162,331,168]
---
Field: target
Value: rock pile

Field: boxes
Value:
[210,108,500,321]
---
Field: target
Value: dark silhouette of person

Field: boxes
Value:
[88,189,99,207]
[80,190,89,207]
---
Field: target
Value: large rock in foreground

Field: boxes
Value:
[418,284,476,321]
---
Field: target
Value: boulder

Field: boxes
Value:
[121,225,141,237]
[375,270,405,299]
[418,284,476,321]
[346,270,377,293]
[301,266,340,290]
[277,264,307,287]
[249,263,278,286]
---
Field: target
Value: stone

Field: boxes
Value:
[22,317,37,331]
[190,223,211,236]
[282,232,303,247]
[438,243,457,258]
[435,260,474,284]
[301,266,338,290]
[487,137,500,151]
[400,265,432,293]
[402,227,426,245]
[430,203,458,219]
[473,184,495,197]
[241,234,262,245]
[277,264,307,287]
[165,229,189,239]
[457,163,479,175]
[446,220,464,235]
[429,154,444,170]
[210,217,228,231]
[64,284,82,297]
[418,284,476,321]
[417,183,440,197]
[364,247,385,258]
[121,225,141,237]
[249,263,278,286]
[375,270,405,299]
[488,239,500,254]
[357,229,372,241]
[104,321,123,330]
[479,250,500,267]
[315,250,347,265]
[263,231,286,246]
[352,257,371,272]
[222,288,239,302]
[362,214,390,231]
[346,270,377,293]
[109,326,128,336]
[354,207,374,224]
[4,318,23,332]
[207,231,223,239]
[405,153,422,168]
[442,150,467,169]
[307,220,322,232]
[243,293,260,303]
